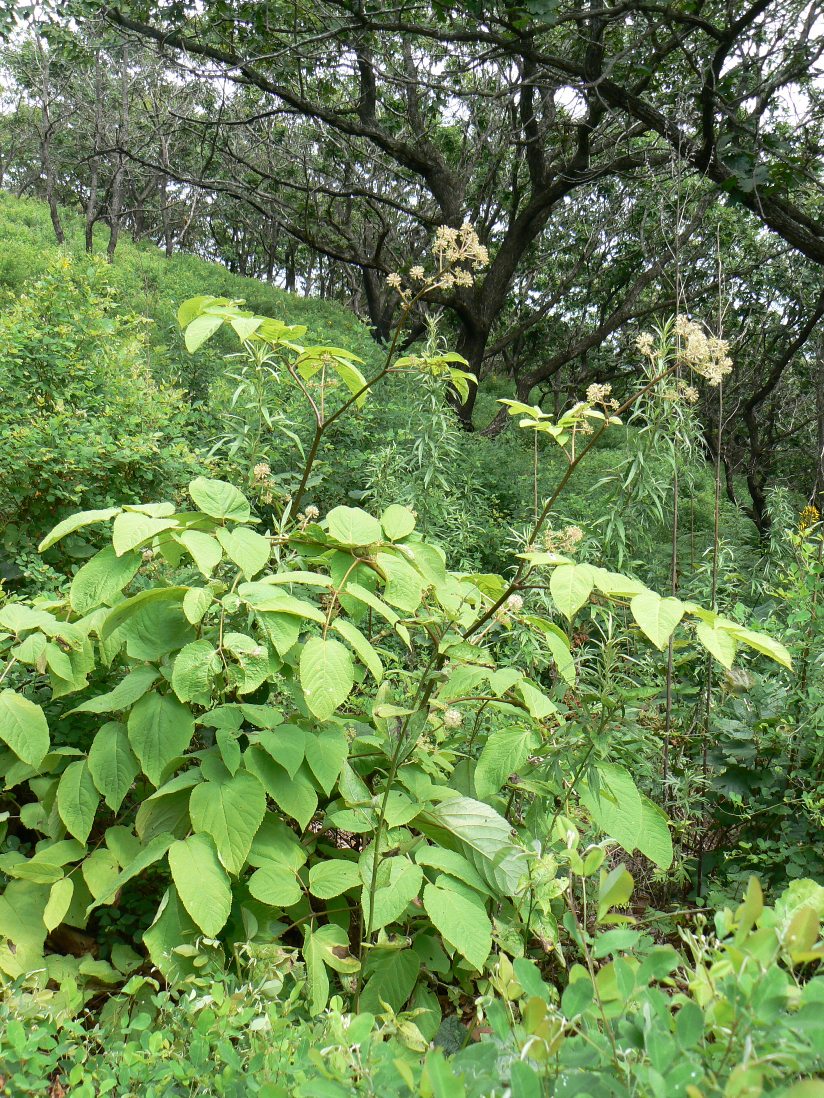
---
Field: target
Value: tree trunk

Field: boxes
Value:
[107,46,130,262]
[34,36,64,245]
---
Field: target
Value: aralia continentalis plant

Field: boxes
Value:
[0,229,790,1015]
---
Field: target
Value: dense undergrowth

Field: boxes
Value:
[0,197,822,1097]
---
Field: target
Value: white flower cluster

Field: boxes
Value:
[544,525,584,554]
[385,220,489,299]
[673,316,733,386]
[443,707,464,729]
[585,382,619,410]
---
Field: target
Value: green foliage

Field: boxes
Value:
[0,299,792,1033]
[0,255,198,590]
[0,873,822,1097]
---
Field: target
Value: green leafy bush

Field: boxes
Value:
[0,296,791,1028]
[0,257,198,590]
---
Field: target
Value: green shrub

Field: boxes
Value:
[0,257,199,591]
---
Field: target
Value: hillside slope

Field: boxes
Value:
[0,194,381,381]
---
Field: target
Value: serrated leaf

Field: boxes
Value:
[87,721,139,811]
[127,691,195,786]
[189,477,251,522]
[299,637,354,720]
[423,882,491,970]
[70,546,142,614]
[112,512,178,557]
[168,834,232,936]
[631,590,685,650]
[57,760,99,844]
[189,770,266,875]
[0,690,50,766]
[38,508,120,552]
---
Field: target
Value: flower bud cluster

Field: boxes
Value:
[544,525,584,553]
[385,221,489,299]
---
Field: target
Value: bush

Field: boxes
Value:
[0,257,199,592]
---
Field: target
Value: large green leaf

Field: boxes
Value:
[376,551,424,612]
[87,721,139,811]
[299,636,354,720]
[112,512,178,557]
[248,862,303,908]
[69,546,142,614]
[380,505,416,542]
[87,833,175,912]
[102,588,195,661]
[308,859,361,899]
[56,760,99,844]
[184,312,224,352]
[189,770,266,874]
[359,948,421,1014]
[43,877,74,933]
[168,834,232,937]
[244,748,318,830]
[303,923,360,1015]
[417,797,526,894]
[258,725,306,778]
[303,726,348,795]
[363,857,423,931]
[69,665,158,715]
[723,624,792,670]
[549,563,595,620]
[695,620,737,668]
[579,763,643,857]
[176,530,223,577]
[127,691,195,786]
[474,728,537,800]
[331,617,384,683]
[630,590,685,650]
[189,477,251,522]
[0,689,50,767]
[143,885,200,984]
[38,507,120,553]
[637,796,673,870]
[216,526,271,579]
[326,506,382,546]
[0,880,49,978]
[171,639,218,705]
[526,615,576,685]
[423,881,492,971]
